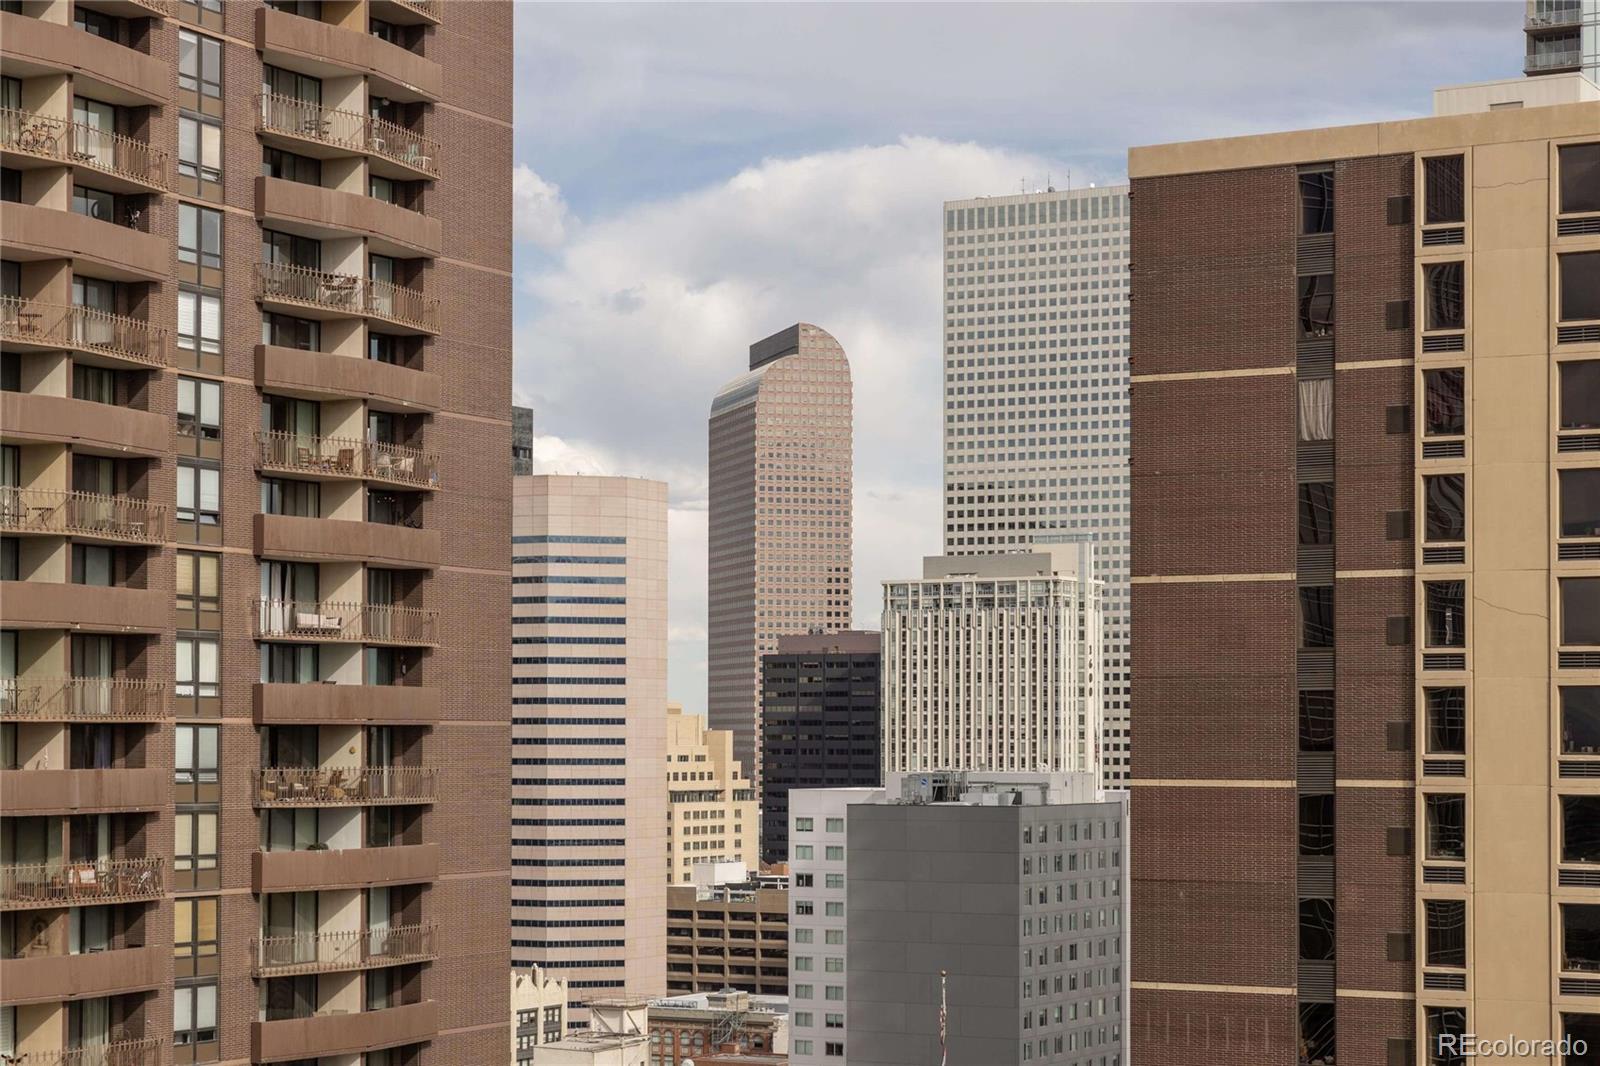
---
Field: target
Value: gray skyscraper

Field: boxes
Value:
[941,188,1132,782]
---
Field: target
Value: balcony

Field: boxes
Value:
[254,513,441,570]
[0,202,168,282]
[0,768,166,815]
[256,766,436,807]
[253,599,439,646]
[257,93,440,181]
[7,1036,163,1066]
[371,0,442,27]
[0,581,166,634]
[256,176,441,258]
[0,109,168,193]
[1,296,170,369]
[253,683,440,726]
[251,999,438,1064]
[251,842,440,893]
[255,262,439,334]
[1527,50,1582,73]
[0,857,164,911]
[0,12,169,105]
[255,6,442,103]
[255,344,441,414]
[1,677,168,722]
[1527,3,1582,30]
[251,922,437,977]
[257,432,439,489]
[0,488,167,544]
[0,393,167,457]
[0,944,164,1006]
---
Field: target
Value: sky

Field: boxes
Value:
[508,1,1521,717]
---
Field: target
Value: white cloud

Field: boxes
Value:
[513,137,1063,714]
[513,164,572,249]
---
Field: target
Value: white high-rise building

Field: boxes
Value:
[1524,0,1600,85]
[941,187,1131,783]
[881,544,1101,777]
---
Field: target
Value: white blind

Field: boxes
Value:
[198,467,219,512]
[177,290,196,337]
[199,380,220,425]
[199,293,221,341]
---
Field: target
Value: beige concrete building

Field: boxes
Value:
[513,965,569,1064]
[532,998,650,1066]
[666,702,757,883]
[707,323,853,784]
[665,880,789,996]
[512,476,669,1021]
[1127,87,1600,1064]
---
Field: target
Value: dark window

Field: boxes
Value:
[1423,368,1465,436]
[262,229,320,269]
[1299,169,1334,235]
[1564,578,1600,646]
[1299,586,1334,648]
[262,146,322,186]
[1298,483,1334,545]
[1565,904,1600,972]
[1564,796,1600,864]
[1298,691,1334,752]
[1562,1014,1600,1066]
[74,7,118,39]
[1299,1003,1335,1066]
[1425,794,1466,861]
[1561,252,1600,322]
[1423,474,1466,543]
[1424,899,1466,967]
[1562,361,1600,430]
[1298,794,1334,857]
[262,64,322,105]
[260,477,319,518]
[1560,143,1600,215]
[1298,898,1334,960]
[1424,688,1466,755]
[1425,1006,1466,1066]
[1564,687,1600,755]
[1424,581,1466,648]
[261,313,320,351]
[1424,262,1464,331]
[1298,274,1334,339]
[1423,155,1465,225]
[71,184,115,222]
[0,167,19,203]
[1562,468,1600,538]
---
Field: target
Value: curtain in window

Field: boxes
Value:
[1298,379,1334,442]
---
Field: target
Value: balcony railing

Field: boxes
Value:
[256,766,436,806]
[257,431,440,489]
[252,922,437,977]
[256,262,438,333]
[0,296,170,368]
[0,487,168,543]
[1526,49,1582,72]
[0,858,164,909]
[0,109,169,191]
[254,598,438,645]
[9,1036,165,1066]
[1,677,168,721]
[1527,2,1582,29]
[365,276,438,332]
[258,92,440,179]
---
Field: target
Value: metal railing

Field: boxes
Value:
[252,922,437,976]
[0,295,170,367]
[256,431,440,489]
[1526,1,1582,28]
[1525,49,1582,72]
[1,677,168,721]
[254,598,438,645]
[0,487,168,543]
[10,1036,166,1066]
[365,275,438,331]
[258,92,440,178]
[393,0,441,18]
[0,858,164,908]
[0,109,168,190]
[256,766,436,806]
[256,262,437,333]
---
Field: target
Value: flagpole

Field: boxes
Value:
[940,968,948,1066]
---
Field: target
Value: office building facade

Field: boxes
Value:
[1128,94,1600,1064]
[758,630,881,864]
[1,1,512,1062]
[882,545,1101,777]
[512,965,569,1064]
[665,703,757,884]
[707,323,853,785]
[942,188,1132,784]
[512,475,668,1020]
[665,881,789,997]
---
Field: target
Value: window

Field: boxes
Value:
[824,873,843,889]
[825,1042,844,1057]
[795,817,813,832]
[1561,143,1600,215]
[1423,581,1465,647]
[71,185,115,223]
[1423,155,1465,225]
[824,957,843,972]
[793,1040,813,1055]
[1563,576,1600,646]
[825,846,843,860]
[1562,469,1600,540]
[1298,898,1334,960]
[178,30,222,97]
[1423,369,1465,436]
[174,896,219,960]
[1424,262,1465,331]
[1425,1006,1466,1066]
[825,1013,843,1028]
[1297,483,1334,545]
[176,636,219,698]
[1298,169,1333,235]
[178,113,222,184]
[72,544,113,587]
[177,461,220,526]
[1563,361,1600,431]
[824,986,843,1001]
[1561,252,1600,322]
[1563,795,1600,864]
[263,64,322,105]
[178,288,221,354]
[73,364,115,406]
[176,724,219,785]
[793,956,813,971]
[176,552,219,616]
[260,478,319,518]
[824,902,842,917]
[74,6,117,39]
[177,377,221,440]
[792,928,812,944]
[174,980,218,1045]
[824,817,843,832]
[262,312,319,351]
[1424,688,1466,755]
[1423,474,1466,543]
[1425,899,1466,967]
[370,175,396,203]
[1298,274,1334,339]
[1563,687,1600,755]
[1298,794,1334,857]
[794,874,812,888]
[1297,378,1332,442]
[794,901,813,916]
[262,146,322,186]
[1298,691,1333,751]
[824,929,843,945]
[1299,586,1334,648]
[175,810,219,875]
[178,204,222,268]
[1299,1003,1335,1066]
[1425,794,1466,861]
[793,986,812,1001]
[794,845,813,860]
